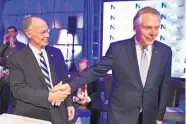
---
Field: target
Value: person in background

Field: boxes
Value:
[72,59,101,124]
[0,26,26,68]
[0,26,26,114]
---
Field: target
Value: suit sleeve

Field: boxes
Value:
[156,48,172,120]
[58,49,73,107]
[0,43,8,57]
[70,73,79,97]
[9,56,50,109]
[68,43,114,93]
[89,80,101,102]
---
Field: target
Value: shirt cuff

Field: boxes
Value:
[104,100,109,104]
[73,96,75,102]
[86,96,91,103]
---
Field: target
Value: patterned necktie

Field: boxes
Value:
[8,45,13,56]
[139,48,149,87]
[39,52,52,89]
[81,85,86,92]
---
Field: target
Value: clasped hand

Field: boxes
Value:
[48,81,71,106]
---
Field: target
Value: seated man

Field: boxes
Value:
[71,59,101,124]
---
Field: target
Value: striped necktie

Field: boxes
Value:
[39,52,52,89]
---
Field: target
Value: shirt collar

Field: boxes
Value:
[29,43,45,54]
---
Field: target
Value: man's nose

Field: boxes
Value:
[150,29,156,36]
[45,31,50,38]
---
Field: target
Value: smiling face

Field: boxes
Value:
[133,13,160,47]
[25,17,49,50]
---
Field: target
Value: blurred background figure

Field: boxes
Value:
[72,59,101,124]
[0,26,26,69]
[0,26,26,114]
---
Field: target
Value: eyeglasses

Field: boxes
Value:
[29,29,50,36]
[38,29,50,36]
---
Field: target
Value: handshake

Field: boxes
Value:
[48,81,71,106]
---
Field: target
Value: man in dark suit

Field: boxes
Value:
[0,26,26,66]
[8,16,75,124]
[0,26,25,114]
[53,7,172,124]
[72,59,101,124]
[0,26,26,68]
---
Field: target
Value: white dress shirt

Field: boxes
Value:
[135,38,152,72]
[135,37,153,112]
[29,43,53,88]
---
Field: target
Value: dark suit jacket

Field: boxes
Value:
[0,40,26,69]
[71,72,101,110]
[8,45,72,124]
[0,40,25,113]
[68,37,172,124]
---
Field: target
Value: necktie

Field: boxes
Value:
[8,45,13,56]
[81,85,86,92]
[139,49,149,87]
[39,52,52,89]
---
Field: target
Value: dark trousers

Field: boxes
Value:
[138,112,143,124]
[0,80,11,114]
[90,109,101,124]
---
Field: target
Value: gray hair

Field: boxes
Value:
[133,6,160,26]
[21,16,34,33]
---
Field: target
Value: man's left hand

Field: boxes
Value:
[67,106,75,121]
[156,120,162,124]
[9,37,14,45]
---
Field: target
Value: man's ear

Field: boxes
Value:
[133,25,136,33]
[25,30,32,39]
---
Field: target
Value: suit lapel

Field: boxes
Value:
[23,46,49,89]
[126,38,143,89]
[45,46,58,86]
[144,41,161,88]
